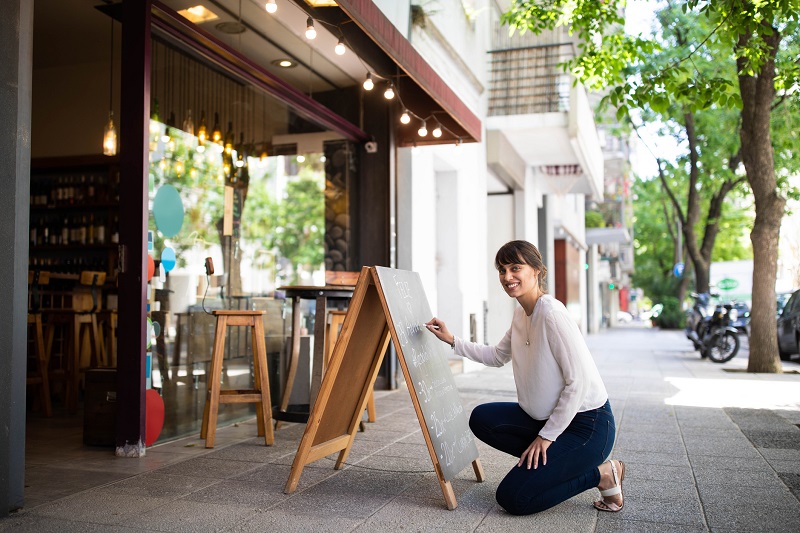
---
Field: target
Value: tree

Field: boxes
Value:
[503,0,800,372]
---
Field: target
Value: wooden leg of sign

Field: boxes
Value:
[438,478,458,511]
[472,459,486,482]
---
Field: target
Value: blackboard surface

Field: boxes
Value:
[374,266,479,481]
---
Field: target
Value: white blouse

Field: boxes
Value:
[453,294,608,442]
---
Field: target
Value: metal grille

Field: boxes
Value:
[488,42,574,116]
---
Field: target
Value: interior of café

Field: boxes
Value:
[26,0,395,450]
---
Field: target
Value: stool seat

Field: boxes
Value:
[201,309,274,448]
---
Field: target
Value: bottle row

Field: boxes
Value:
[29,254,113,276]
[30,214,119,247]
[30,171,120,207]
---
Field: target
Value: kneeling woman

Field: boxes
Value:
[426,240,625,515]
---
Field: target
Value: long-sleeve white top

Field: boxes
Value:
[453,294,608,442]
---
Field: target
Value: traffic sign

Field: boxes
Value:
[717,278,739,290]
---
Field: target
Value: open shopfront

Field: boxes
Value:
[24,0,480,453]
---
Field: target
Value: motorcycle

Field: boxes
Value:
[685,293,740,363]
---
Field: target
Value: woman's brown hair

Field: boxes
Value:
[494,240,548,293]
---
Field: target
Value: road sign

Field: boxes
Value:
[717,278,739,290]
[673,262,685,277]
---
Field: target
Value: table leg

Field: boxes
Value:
[276,296,301,428]
[309,296,327,407]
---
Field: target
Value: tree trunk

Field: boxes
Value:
[738,26,784,373]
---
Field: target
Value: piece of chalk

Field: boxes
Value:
[427,325,440,330]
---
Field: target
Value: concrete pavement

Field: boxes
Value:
[3,326,800,532]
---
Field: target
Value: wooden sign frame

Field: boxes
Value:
[284,266,484,510]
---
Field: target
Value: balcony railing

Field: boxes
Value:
[488,41,575,116]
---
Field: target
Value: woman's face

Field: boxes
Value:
[497,262,539,298]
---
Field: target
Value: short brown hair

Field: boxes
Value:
[494,240,548,293]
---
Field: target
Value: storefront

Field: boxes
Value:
[9,0,482,482]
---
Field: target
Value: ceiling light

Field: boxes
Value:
[265,0,277,14]
[305,17,317,40]
[400,110,410,124]
[384,83,395,100]
[418,120,428,137]
[272,58,296,68]
[335,38,346,55]
[178,5,219,23]
[363,72,374,91]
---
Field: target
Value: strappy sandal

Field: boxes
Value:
[594,459,625,512]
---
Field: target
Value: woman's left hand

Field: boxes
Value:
[518,436,551,470]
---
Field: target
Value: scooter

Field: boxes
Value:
[685,292,711,354]
[685,293,740,363]
[700,302,740,363]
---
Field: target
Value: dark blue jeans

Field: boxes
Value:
[469,400,615,515]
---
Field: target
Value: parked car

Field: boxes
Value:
[777,289,800,361]
[730,302,750,335]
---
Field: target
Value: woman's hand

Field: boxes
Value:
[518,436,551,470]
[425,318,454,347]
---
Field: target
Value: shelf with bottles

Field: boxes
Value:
[29,155,120,279]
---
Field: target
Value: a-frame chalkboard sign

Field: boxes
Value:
[284,266,484,510]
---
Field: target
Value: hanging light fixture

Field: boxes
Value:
[384,83,395,100]
[400,110,411,124]
[418,120,428,137]
[335,36,346,55]
[103,17,117,156]
[363,72,374,91]
[305,17,317,40]
[265,0,277,14]
[224,121,235,154]
[183,109,194,136]
[197,111,208,143]
[432,120,442,138]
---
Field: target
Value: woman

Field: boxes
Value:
[426,240,624,515]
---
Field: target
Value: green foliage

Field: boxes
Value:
[585,210,605,228]
[652,296,686,329]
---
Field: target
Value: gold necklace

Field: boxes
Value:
[525,312,532,345]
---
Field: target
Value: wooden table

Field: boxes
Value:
[275,285,355,424]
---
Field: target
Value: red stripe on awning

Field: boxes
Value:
[336,0,482,144]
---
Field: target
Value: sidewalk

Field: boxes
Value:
[3,327,800,532]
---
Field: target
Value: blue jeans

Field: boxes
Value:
[469,400,615,515]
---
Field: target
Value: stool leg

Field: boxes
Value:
[90,314,103,368]
[31,315,52,417]
[276,297,301,429]
[68,317,81,413]
[202,316,227,448]
[252,318,274,445]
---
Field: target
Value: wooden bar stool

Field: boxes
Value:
[201,310,274,448]
[44,270,106,413]
[326,310,375,423]
[27,271,52,417]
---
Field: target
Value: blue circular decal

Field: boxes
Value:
[161,247,177,272]
[153,185,184,237]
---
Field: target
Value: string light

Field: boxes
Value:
[418,120,428,137]
[363,72,374,91]
[305,17,316,40]
[432,122,442,138]
[383,83,395,100]
[400,110,411,124]
[335,37,346,55]
[265,0,277,14]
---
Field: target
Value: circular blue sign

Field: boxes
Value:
[673,262,685,278]
[161,247,177,272]
[153,184,184,237]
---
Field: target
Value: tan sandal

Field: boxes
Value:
[594,459,625,512]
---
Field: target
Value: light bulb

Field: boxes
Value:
[400,110,411,124]
[418,120,428,137]
[335,38,346,55]
[175,160,184,175]
[103,112,117,156]
[363,73,374,91]
[197,144,206,153]
[296,154,306,163]
[197,112,207,142]
[212,113,222,143]
[265,0,277,14]
[384,83,395,100]
[305,17,316,40]
[432,125,442,138]
[161,127,171,143]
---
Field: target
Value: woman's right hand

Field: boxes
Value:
[425,318,454,347]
